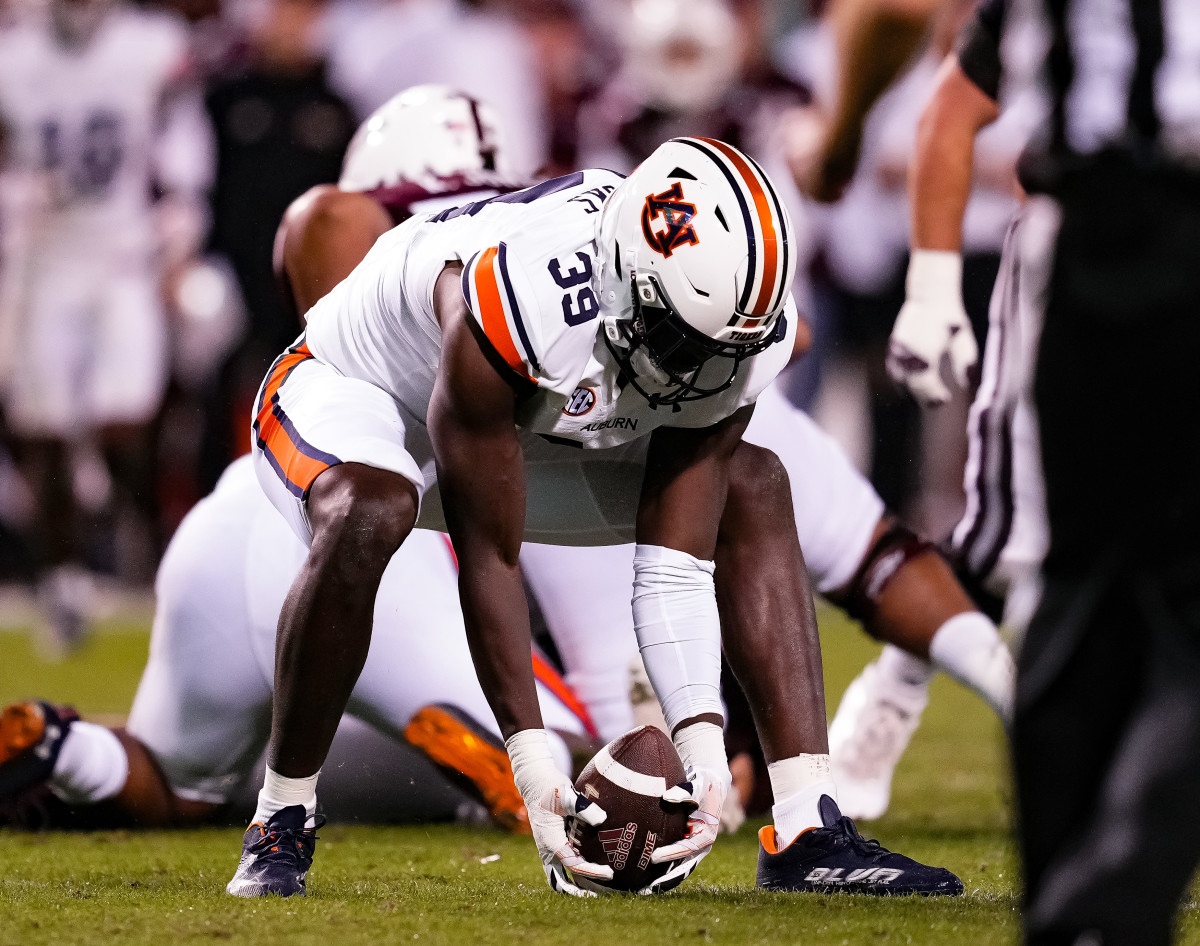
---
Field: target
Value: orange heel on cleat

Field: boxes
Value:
[405,704,529,834]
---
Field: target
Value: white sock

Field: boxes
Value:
[928,611,1015,723]
[876,645,936,689]
[253,767,319,827]
[50,722,129,805]
[768,754,838,848]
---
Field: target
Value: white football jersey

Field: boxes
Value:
[304,169,797,448]
[0,5,191,260]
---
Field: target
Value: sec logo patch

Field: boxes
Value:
[563,387,596,416]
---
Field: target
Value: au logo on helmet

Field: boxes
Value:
[640,183,699,258]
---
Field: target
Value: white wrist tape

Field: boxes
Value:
[505,728,556,802]
[905,249,963,306]
[632,544,723,734]
[673,721,728,770]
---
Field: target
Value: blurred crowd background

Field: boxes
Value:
[0,0,1031,644]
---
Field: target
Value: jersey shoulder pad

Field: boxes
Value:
[460,234,601,396]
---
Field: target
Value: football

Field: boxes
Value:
[568,725,694,893]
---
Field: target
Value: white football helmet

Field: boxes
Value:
[339,85,512,202]
[599,136,797,405]
[623,0,744,115]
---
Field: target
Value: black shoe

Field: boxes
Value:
[756,795,964,896]
[226,805,325,898]
[0,701,77,799]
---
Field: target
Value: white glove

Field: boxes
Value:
[506,729,613,898]
[643,722,730,893]
[887,249,978,407]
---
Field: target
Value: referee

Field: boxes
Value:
[1009,2,1200,943]
[800,0,1200,942]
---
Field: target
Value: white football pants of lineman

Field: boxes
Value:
[522,381,885,741]
[949,200,1057,630]
[126,456,587,805]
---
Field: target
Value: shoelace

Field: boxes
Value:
[812,815,889,860]
[249,814,326,864]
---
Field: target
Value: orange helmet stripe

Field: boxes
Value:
[697,137,783,318]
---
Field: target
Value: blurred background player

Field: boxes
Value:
[826,0,1047,820]
[0,454,593,831]
[0,0,214,647]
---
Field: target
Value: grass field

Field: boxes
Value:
[1,607,1197,945]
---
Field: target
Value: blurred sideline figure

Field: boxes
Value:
[0,0,214,647]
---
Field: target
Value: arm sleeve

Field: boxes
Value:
[954,0,1007,103]
[631,544,724,734]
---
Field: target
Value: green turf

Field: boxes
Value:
[1,608,1197,945]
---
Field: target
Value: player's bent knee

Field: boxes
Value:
[727,443,792,513]
[306,462,418,562]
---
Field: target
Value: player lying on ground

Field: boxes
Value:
[247,99,963,897]
[0,454,595,830]
[282,87,1014,826]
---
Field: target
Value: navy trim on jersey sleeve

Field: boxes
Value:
[497,242,540,374]
[955,0,1006,102]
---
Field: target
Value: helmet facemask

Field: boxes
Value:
[603,272,779,408]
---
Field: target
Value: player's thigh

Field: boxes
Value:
[253,353,428,546]
[743,383,883,593]
[90,270,168,427]
[127,511,272,804]
[4,264,91,437]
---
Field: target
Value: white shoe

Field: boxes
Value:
[828,660,929,821]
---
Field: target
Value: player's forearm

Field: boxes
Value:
[822,0,938,169]
[910,115,976,252]
[456,551,544,738]
[910,58,1002,252]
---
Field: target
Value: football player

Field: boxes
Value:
[830,0,1049,816]
[0,0,214,644]
[0,456,593,831]
[239,93,963,897]
[281,86,1010,830]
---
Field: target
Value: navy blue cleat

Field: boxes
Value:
[226,805,325,898]
[0,701,77,799]
[757,795,963,896]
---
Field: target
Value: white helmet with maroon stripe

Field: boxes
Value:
[598,136,796,405]
[339,85,512,206]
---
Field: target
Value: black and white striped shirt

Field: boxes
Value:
[1001,0,1200,174]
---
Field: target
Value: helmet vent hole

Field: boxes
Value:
[667,167,698,180]
[714,205,730,232]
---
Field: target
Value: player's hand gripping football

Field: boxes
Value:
[641,723,731,895]
[887,250,978,407]
[506,729,613,897]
